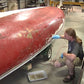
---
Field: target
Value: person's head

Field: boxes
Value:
[64,28,82,45]
[64,28,76,41]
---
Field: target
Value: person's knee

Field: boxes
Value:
[54,61,61,67]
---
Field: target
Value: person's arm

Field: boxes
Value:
[60,35,65,39]
[63,52,76,61]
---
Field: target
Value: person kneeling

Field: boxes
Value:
[52,28,83,83]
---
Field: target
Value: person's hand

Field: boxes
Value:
[52,35,60,39]
[60,53,63,58]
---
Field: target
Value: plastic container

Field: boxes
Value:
[27,70,48,82]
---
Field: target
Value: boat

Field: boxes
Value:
[0,7,64,80]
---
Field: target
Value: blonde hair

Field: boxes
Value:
[65,28,82,45]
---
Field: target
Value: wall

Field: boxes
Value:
[7,0,18,11]
[0,0,8,12]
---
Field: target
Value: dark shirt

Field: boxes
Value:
[68,40,83,60]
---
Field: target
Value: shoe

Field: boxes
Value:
[63,74,75,83]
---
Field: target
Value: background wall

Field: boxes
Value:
[0,0,84,12]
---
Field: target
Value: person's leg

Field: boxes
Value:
[66,59,75,75]
[63,59,75,82]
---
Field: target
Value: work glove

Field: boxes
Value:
[52,35,60,39]
[60,53,63,58]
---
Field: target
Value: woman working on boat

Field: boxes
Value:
[52,28,83,83]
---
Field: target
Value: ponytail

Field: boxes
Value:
[76,36,82,45]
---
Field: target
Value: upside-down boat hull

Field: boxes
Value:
[0,7,64,80]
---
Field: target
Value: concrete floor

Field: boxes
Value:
[0,6,84,84]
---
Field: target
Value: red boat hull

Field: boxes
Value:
[0,7,64,79]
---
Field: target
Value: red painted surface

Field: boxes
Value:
[0,7,64,77]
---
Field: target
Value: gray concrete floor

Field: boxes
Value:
[0,6,84,84]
